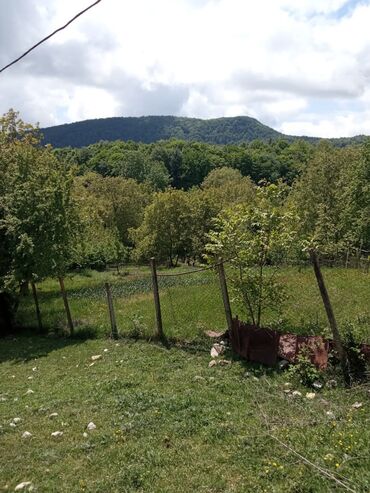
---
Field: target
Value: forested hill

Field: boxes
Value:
[42,116,286,147]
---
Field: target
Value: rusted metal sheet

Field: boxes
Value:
[230,319,279,365]
[361,343,370,362]
[247,325,280,366]
[278,333,298,362]
[297,335,329,370]
[231,319,329,369]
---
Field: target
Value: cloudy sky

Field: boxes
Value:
[0,0,369,137]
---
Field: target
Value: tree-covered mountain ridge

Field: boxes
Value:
[41,115,367,148]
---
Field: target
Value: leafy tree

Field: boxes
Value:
[290,141,370,254]
[130,189,193,266]
[0,109,78,292]
[206,184,297,327]
[202,167,244,188]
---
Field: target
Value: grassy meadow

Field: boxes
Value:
[0,336,369,493]
[1,265,369,492]
[15,265,370,343]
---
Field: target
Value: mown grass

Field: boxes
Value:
[16,266,370,343]
[0,336,369,492]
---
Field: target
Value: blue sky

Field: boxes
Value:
[0,0,370,137]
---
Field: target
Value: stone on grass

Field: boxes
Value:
[22,431,32,439]
[25,389,34,395]
[13,418,21,424]
[278,360,289,370]
[51,431,63,438]
[210,344,224,358]
[83,432,88,438]
[91,355,102,362]
[49,413,58,419]
[14,482,33,491]
[352,402,363,409]
[218,360,231,366]
[10,422,17,428]
[313,381,323,390]
[103,348,109,352]
[326,379,337,389]
[306,392,316,400]
[208,360,217,368]
[292,391,302,398]
[87,422,96,431]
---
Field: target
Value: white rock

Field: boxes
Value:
[14,482,33,491]
[87,422,96,431]
[27,376,33,380]
[313,381,323,390]
[10,422,17,428]
[352,402,363,409]
[51,431,63,438]
[208,360,217,368]
[103,349,109,353]
[48,413,58,419]
[292,391,302,397]
[32,367,37,372]
[306,392,316,400]
[83,432,88,438]
[25,389,34,395]
[13,418,22,424]
[210,344,224,358]
[91,355,102,361]
[22,431,32,439]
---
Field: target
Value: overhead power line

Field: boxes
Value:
[0,0,102,74]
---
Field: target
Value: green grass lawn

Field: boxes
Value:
[16,266,370,343]
[0,336,369,492]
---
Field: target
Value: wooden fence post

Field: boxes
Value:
[150,257,165,341]
[31,282,43,332]
[310,250,350,385]
[58,277,74,336]
[105,282,118,339]
[217,258,233,333]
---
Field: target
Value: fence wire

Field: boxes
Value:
[15,253,369,345]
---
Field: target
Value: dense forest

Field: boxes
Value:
[1,109,369,330]
[41,115,368,148]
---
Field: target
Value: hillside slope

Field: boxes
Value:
[41,115,287,147]
[41,115,367,148]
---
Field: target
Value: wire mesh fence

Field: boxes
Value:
[14,255,370,345]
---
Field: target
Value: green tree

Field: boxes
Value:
[206,184,297,327]
[0,110,78,293]
[130,189,193,266]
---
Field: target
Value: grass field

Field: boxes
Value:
[16,266,370,343]
[0,336,369,492]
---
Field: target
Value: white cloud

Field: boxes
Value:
[0,0,369,137]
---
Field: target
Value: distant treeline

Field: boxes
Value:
[42,115,368,149]
[55,138,317,189]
